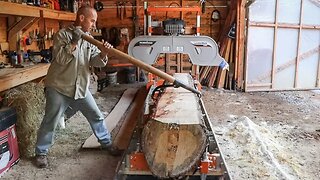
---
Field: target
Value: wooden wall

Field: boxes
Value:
[96,0,229,40]
[0,0,229,63]
[0,17,8,62]
[0,16,60,63]
[0,0,231,78]
[95,0,229,66]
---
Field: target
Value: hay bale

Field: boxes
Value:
[5,82,45,158]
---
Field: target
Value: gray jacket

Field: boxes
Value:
[45,25,107,99]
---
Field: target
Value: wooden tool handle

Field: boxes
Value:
[82,34,175,83]
[81,34,201,95]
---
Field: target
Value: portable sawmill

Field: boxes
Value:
[114,7,229,179]
[81,6,231,179]
[114,73,231,180]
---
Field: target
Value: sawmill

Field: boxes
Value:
[0,0,319,180]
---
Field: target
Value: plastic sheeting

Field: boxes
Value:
[246,0,320,91]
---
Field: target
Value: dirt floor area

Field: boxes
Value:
[2,84,320,180]
[203,89,320,180]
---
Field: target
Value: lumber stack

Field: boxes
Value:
[199,1,238,89]
[141,73,207,178]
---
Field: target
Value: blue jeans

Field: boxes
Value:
[35,87,111,155]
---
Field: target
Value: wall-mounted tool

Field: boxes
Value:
[94,1,104,12]
[201,0,206,13]
[228,23,236,39]
[211,10,220,22]
[27,48,52,63]
[23,37,32,46]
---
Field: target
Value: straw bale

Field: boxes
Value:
[5,82,45,158]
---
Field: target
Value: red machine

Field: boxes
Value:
[0,107,20,177]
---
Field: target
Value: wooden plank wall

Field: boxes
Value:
[0,17,8,63]
[0,17,60,63]
[96,0,230,78]
[0,0,229,62]
[0,0,241,89]
[97,0,228,40]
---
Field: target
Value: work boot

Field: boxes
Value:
[35,155,48,168]
[101,144,124,156]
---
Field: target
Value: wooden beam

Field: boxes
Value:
[23,18,40,33]
[0,1,76,21]
[0,63,50,92]
[177,54,181,73]
[165,53,170,73]
[271,0,279,88]
[294,0,304,88]
[0,1,40,17]
[8,17,37,51]
[235,0,246,90]
[42,10,76,21]
[317,48,320,87]
[0,42,9,63]
[217,39,232,88]
[248,22,320,29]
[8,17,37,38]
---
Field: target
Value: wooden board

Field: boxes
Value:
[113,87,147,150]
[81,88,138,148]
[0,1,75,21]
[0,63,50,92]
[141,73,207,178]
[0,18,7,43]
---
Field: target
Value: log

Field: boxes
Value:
[141,73,207,178]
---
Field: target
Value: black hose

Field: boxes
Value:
[174,80,202,96]
[202,1,206,13]
[151,84,174,100]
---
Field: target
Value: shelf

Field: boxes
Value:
[91,32,102,37]
[42,9,76,21]
[0,1,76,21]
[0,63,50,92]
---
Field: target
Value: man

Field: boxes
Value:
[35,6,121,168]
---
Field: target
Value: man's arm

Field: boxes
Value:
[52,30,78,65]
[89,40,112,67]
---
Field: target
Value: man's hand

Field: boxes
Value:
[71,26,84,44]
[100,39,113,58]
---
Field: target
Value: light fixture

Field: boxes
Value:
[211,10,220,22]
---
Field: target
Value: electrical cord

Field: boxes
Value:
[166,2,181,19]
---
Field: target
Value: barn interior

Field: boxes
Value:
[0,0,319,179]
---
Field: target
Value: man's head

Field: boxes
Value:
[74,6,97,33]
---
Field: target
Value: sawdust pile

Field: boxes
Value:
[215,116,311,180]
[5,82,45,158]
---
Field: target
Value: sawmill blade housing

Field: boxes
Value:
[128,35,228,68]
[115,74,231,180]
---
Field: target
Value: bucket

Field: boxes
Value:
[126,67,136,84]
[106,71,117,85]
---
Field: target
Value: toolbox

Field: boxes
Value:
[0,107,20,177]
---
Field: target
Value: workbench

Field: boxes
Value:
[0,63,50,92]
